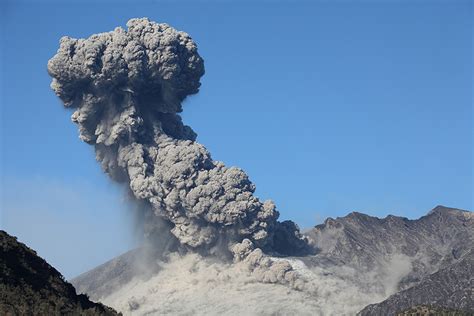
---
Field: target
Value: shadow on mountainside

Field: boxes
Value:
[0,230,120,315]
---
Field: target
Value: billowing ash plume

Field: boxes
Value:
[47,18,309,258]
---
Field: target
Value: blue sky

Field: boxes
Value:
[1,0,472,278]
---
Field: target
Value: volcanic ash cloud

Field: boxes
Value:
[47,18,310,261]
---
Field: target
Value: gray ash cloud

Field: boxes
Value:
[47,18,309,258]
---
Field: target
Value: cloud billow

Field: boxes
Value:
[47,18,309,259]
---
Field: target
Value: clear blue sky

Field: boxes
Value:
[1,0,472,278]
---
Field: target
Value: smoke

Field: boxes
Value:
[47,18,310,262]
[94,252,412,316]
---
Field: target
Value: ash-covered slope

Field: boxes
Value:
[0,230,118,315]
[72,206,473,315]
[305,205,473,291]
[359,250,473,315]
[72,247,159,300]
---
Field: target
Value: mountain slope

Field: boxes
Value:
[305,205,473,291]
[359,250,473,315]
[0,230,119,315]
[71,206,473,315]
[396,305,472,316]
[72,247,160,301]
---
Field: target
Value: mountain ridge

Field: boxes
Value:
[0,230,119,315]
[305,205,473,315]
[71,205,473,315]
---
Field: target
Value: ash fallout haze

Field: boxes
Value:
[0,1,473,315]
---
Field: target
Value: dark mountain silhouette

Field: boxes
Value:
[0,230,119,315]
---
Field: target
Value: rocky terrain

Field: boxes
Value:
[0,230,119,315]
[306,205,473,291]
[396,305,472,316]
[306,205,473,315]
[0,206,470,315]
[72,205,473,315]
[359,250,473,315]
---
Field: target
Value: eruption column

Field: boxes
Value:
[48,18,308,258]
